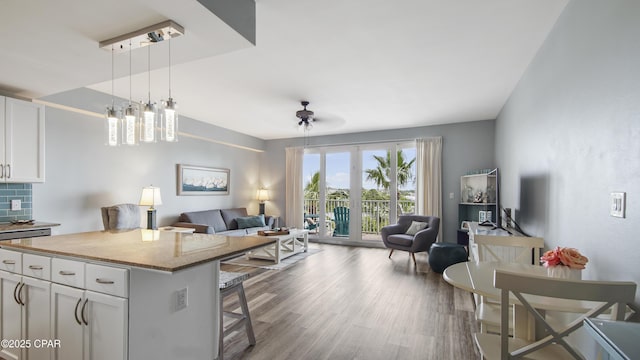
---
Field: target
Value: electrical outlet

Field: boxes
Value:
[610,192,626,218]
[176,288,188,311]
[10,199,21,211]
[449,192,454,199]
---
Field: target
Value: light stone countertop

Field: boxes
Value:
[0,221,60,232]
[0,229,276,272]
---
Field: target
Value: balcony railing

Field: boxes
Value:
[303,198,415,235]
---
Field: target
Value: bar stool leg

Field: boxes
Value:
[218,281,256,360]
[219,296,224,360]
[236,284,256,345]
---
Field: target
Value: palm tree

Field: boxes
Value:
[364,150,415,191]
[304,171,320,198]
[304,171,320,215]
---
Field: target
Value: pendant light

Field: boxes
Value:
[99,20,184,146]
[140,45,157,143]
[161,32,178,142]
[122,40,138,146]
[105,46,119,146]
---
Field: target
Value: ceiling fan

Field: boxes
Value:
[296,101,315,130]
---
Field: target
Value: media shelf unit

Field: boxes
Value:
[457,169,499,245]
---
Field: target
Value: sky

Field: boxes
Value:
[303,147,416,191]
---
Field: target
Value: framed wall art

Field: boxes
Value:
[177,164,230,195]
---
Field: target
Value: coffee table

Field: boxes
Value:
[246,229,309,264]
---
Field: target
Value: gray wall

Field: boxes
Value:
[33,89,265,235]
[496,0,640,303]
[261,120,496,244]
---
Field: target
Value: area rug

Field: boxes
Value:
[222,247,322,270]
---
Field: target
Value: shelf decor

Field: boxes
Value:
[177,164,230,195]
[541,246,589,280]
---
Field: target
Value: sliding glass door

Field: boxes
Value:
[303,142,415,245]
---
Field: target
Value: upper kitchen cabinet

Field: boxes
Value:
[0,97,45,183]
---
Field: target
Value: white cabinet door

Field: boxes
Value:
[0,270,22,360]
[84,291,128,360]
[0,98,4,179]
[3,97,45,183]
[22,276,51,360]
[51,284,84,360]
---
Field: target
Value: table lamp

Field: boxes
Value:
[139,185,162,230]
[257,188,270,215]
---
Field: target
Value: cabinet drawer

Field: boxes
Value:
[52,258,85,288]
[0,249,22,273]
[22,253,51,280]
[85,264,128,298]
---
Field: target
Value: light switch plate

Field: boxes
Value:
[610,192,626,218]
[176,287,188,310]
[10,199,21,211]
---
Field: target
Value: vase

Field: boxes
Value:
[547,266,582,280]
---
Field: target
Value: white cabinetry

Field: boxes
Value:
[0,250,51,360]
[0,96,45,183]
[0,270,22,360]
[0,250,127,360]
[51,261,128,360]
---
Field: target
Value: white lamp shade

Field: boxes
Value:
[139,186,162,207]
[257,189,270,202]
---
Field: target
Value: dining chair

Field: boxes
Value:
[473,235,544,334]
[474,269,636,359]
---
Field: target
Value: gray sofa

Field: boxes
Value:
[173,208,274,236]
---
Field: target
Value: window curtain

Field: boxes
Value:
[285,147,304,229]
[415,137,442,241]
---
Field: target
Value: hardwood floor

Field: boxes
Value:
[220,243,480,360]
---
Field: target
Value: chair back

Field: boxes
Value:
[304,213,318,231]
[101,203,141,231]
[474,234,544,265]
[494,270,636,359]
[333,207,349,236]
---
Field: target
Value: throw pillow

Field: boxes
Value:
[236,214,266,229]
[405,221,428,235]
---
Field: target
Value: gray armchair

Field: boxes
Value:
[381,215,440,265]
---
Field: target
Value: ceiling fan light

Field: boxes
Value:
[296,101,315,131]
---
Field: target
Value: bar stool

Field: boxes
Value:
[218,271,256,360]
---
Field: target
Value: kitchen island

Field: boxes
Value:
[0,229,275,360]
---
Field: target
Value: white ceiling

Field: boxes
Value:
[1,0,568,140]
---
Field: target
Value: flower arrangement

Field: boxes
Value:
[540,247,589,270]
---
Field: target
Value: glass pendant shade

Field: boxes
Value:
[140,101,157,143]
[161,98,178,142]
[122,104,138,146]
[105,107,119,146]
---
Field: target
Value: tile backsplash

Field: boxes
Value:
[0,183,32,222]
